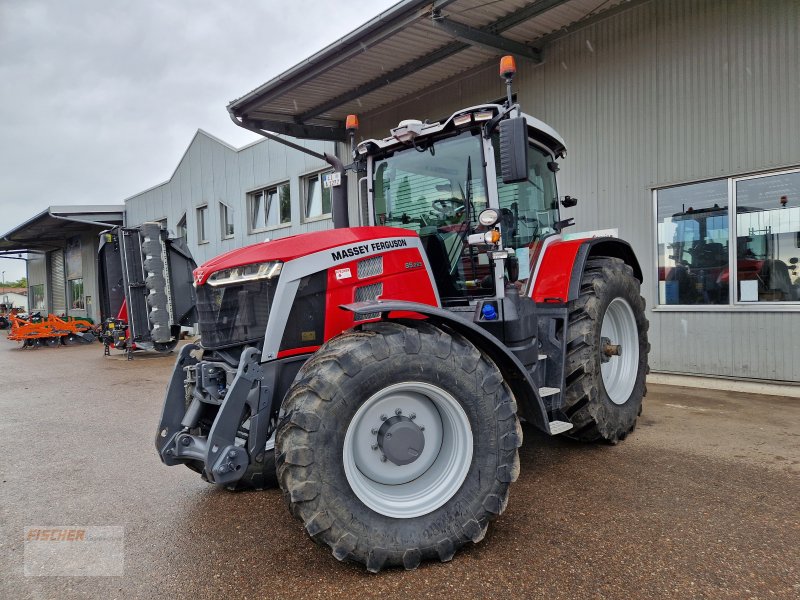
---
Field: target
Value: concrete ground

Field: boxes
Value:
[0,340,798,600]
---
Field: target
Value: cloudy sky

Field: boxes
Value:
[0,0,398,281]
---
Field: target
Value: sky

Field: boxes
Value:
[0,0,398,281]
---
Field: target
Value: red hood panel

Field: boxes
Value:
[194,227,418,284]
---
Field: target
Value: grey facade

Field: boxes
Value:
[124,130,338,266]
[27,230,108,322]
[346,0,799,382]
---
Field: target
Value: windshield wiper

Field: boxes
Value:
[446,156,473,269]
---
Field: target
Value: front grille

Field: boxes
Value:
[354,282,383,321]
[357,256,383,279]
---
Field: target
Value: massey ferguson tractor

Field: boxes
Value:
[156,57,649,572]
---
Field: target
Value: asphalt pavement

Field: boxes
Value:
[0,340,798,599]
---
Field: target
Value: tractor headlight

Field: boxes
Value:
[478,208,500,227]
[206,261,283,287]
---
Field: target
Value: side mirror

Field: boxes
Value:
[499,117,528,184]
[561,195,578,208]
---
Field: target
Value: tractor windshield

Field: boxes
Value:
[196,279,275,349]
[371,128,560,298]
[372,130,493,301]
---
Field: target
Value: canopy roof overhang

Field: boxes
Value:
[228,0,631,141]
[0,205,124,254]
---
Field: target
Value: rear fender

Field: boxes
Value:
[532,237,642,303]
[341,300,552,434]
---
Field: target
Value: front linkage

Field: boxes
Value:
[156,345,281,488]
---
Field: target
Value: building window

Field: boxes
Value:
[303,171,333,220]
[656,168,800,306]
[196,205,208,243]
[735,170,800,302]
[65,236,82,280]
[30,284,45,310]
[220,202,234,238]
[68,278,84,310]
[176,213,187,242]
[249,183,291,232]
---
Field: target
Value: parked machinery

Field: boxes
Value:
[7,313,95,348]
[98,222,196,359]
[156,57,649,571]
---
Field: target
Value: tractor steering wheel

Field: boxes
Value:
[432,197,465,218]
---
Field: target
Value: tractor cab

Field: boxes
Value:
[360,104,565,306]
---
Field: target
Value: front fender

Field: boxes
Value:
[340,300,553,435]
[532,237,642,303]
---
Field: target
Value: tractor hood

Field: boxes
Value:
[193,226,418,285]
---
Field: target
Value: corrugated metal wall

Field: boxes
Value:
[360,0,800,382]
[48,249,66,315]
[77,231,99,322]
[124,131,337,268]
[26,254,48,312]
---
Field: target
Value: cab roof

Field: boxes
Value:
[356,104,567,157]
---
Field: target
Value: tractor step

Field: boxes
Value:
[539,386,560,397]
[548,420,573,435]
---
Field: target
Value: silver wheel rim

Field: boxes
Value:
[343,381,473,519]
[600,297,639,405]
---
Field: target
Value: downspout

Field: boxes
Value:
[228,112,349,228]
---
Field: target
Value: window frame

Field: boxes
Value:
[196,204,209,244]
[176,212,187,242]
[68,278,85,311]
[219,201,235,240]
[302,169,334,223]
[29,284,45,311]
[247,181,292,233]
[652,165,800,312]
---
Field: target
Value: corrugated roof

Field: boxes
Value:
[0,206,124,252]
[228,0,630,140]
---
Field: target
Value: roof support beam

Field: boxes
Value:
[296,40,470,123]
[296,0,571,123]
[231,0,462,117]
[234,114,346,144]
[431,16,541,61]
[486,0,574,33]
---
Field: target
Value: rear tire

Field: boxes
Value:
[276,321,521,572]
[563,257,649,443]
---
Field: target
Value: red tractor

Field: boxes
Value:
[156,57,649,572]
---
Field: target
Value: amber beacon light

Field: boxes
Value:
[499,55,517,79]
[346,114,359,131]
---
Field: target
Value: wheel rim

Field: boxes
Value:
[343,381,473,519]
[600,297,639,405]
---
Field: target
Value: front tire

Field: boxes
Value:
[563,257,649,443]
[276,321,521,572]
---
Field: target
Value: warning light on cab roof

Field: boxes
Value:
[500,55,516,79]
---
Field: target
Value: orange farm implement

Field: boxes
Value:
[7,314,96,348]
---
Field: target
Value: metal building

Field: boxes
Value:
[124,130,338,267]
[225,0,800,383]
[0,206,124,322]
